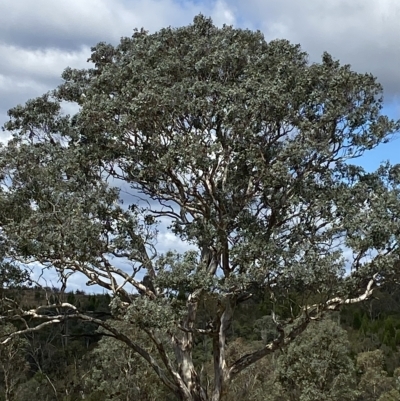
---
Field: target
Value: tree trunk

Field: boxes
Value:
[171,299,235,401]
[172,299,208,401]
[172,340,207,401]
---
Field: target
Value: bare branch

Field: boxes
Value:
[324,273,378,310]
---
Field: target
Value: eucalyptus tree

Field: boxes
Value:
[1,15,400,401]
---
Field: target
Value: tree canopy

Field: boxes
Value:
[1,15,400,401]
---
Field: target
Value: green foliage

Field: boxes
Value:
[378,389,400,401]
[0,261,29,289]
[66,291,76,305]
[356,349,396,401]
[0,288,400,399]
[84,322,170,401]
[223,338,279,401]
[275,317,358,401]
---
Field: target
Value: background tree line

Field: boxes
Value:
[2,282,400,400]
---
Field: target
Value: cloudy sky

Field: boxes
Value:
[1,0,400,291]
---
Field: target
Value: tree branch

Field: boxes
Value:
[228,273,379,380]
[0,310,178,394]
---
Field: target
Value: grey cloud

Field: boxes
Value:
[0,45,90,84]
[0,0,137,51]
[0,0,213,51]
[0,45,91,133]
[0,77,51,140]
[0,0,236,137]
[231,0,400,105]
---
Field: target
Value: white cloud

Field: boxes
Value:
[0,44,90,83]
[211,0,236,26]
[157,231,195,255]
[0,0,239,134]
[0,45,91,138]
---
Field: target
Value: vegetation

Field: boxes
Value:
[1,287,400,399]
[1,15,400,401]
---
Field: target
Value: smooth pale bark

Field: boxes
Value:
[172,290,208,401]
[211,301,232,401]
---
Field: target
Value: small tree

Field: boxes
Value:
[1,15,400,401]
[276,317,358,401]
[356,349,394,401]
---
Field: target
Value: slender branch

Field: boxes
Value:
[228,273,379,380]
[0,311,178,394]
[228,314,309,380]
[324,273,378,309]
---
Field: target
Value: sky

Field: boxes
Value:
[1,0,400,292]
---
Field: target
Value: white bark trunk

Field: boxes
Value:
[211,300,233,401]
[172,290,208,401]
